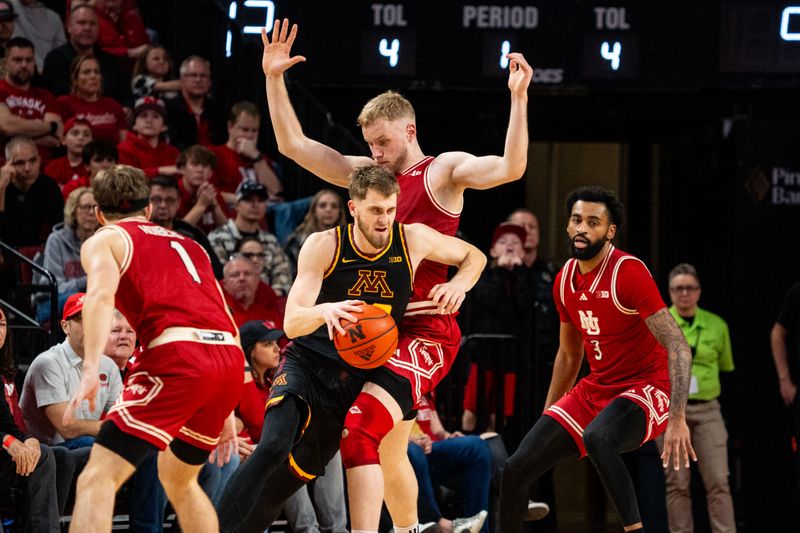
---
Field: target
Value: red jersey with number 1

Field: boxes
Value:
[395,156,460,310]
[98,219,237,347]
[554,245,670,390]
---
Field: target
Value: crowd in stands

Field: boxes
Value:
[0,2,749,532]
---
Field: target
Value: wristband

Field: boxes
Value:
[49,121,58,136]
[2,434,17,451]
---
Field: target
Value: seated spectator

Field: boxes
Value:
[235,320,348,532]
[8,0,65,72]
[209,181,292,295]
[41,4,129,103]
[221,255,281,327]
[93,0,148,62]
[33,186,98,323]
[284,189,346,277]
[20,292,123,448]
[44,118,92,187]
[176,144,226,234]
[57,54,127,143]
[211,100,282,204]
[148,174,223,279]
[0,37,62,162]
[0,303,61,532]
[60,138,118,199]
[164,55,226,149]
[462,223,532,433]
[131,44,180,100]
[104,309,136,373]
[410,393,491,533]
[117,96,179,177]
[0,136,64,247]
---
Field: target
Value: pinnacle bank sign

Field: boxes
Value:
[771,167,800,205]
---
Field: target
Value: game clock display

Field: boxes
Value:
[223,0,800,90]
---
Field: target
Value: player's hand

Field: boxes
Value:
[64,368,100,428]
[321,300,365,340]
[261,18,307,78]
[779,378,797,407]
[660,416,696,471]
[0,161,14,190]
[506,52,533,96]
[237,437,255,462]
[428,282,466,315]
[210,412,239,467]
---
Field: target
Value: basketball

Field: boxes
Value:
[334,304,398,369]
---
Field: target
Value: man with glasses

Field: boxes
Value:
[165,55,227,150]
[208,181,291,295]
[0,135,63,247]
[149,175,223,279]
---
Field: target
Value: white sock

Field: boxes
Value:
[393,524,420,533]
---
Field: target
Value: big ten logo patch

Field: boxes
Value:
[348,270,394,298]
[578,309,600,335]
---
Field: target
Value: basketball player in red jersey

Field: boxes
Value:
[64,165,244,533]
[499,187,695,533]
[260,19,532,532]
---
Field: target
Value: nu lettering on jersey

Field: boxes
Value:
[348,270,394,298]
[293,223,413,372]
[578,309,600,335]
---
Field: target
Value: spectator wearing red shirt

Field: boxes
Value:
[60,138,117,199]
[117,96,179,177]
[0,37,62,163]
[93,0,149,62]
[176,144,227,234]
[164,55,226,150]
[57,54,127,144]
[45,117,91,187]
[211,101,282,205]
[221,254,282,328]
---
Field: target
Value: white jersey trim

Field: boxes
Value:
[611,256,645,316]
[423,159,462,218]
[547,405,585,436]
[97,224,134,276]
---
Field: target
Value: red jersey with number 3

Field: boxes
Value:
[99,219,237,347]
[395,156,460,309]
[554,245,670,389]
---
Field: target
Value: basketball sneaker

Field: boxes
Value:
[452,509,488,533]
[525,500,550,521]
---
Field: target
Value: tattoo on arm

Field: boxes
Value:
[645,308,692,416]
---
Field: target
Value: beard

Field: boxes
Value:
[9,70,32,86]
[356,217,390,249]
[385,146,409,175]
[569,234,607,260]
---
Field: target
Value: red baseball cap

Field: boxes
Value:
[64,117,93,135]
[62,292,86,322]
[491,223,527,248]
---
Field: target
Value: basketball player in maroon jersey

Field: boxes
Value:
[259,19,532,532]
[64,165,243,533]
[499,187,695,533]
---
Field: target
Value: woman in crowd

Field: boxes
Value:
[131,45,180,101]
[33,187,99,323]
[284,189,346,277]
[57,55,127,144]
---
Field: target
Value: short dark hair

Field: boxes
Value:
[150,175,180,193]
[176,145,216,168]
[565,186,625,230]
[5,37,35,52]
[82,140,118,165]
[228,101,260,124]
[348,166,399,201]
[668,263,699,284]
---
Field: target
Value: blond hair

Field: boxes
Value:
[356,91,415,127]
[348,166,399,201]
[64,187,93,228]
[92,165,151,219]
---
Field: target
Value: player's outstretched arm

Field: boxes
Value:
[64,231,121,425]
[645,308,697,471]
[283,231,364,340]
[404,223,486,314]
[262,19,372,187]
[543,321,584,411]
[436,53,532,192]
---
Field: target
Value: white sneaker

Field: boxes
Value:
[525,500,550,521]
[452,509,488,533]
[419,522,437,532]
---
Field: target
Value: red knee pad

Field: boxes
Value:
[340,392,394,468]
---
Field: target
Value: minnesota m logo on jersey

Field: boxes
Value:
[348,270,394,298]
[578,310,601,335]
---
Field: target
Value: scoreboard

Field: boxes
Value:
[222,0,800,90]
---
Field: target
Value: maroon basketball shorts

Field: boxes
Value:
[544,378,671,457]
[383,313,462,406]
[107,336,244,452]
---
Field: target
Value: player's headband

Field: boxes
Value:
[98,197,150,214]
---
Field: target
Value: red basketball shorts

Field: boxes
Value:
[544,378,671,457]
[384,313,461,406]
[107,340,244,452]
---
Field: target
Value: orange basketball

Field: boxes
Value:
[334,304,398,369]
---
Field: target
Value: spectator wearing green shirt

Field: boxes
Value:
[659,263,735,533]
